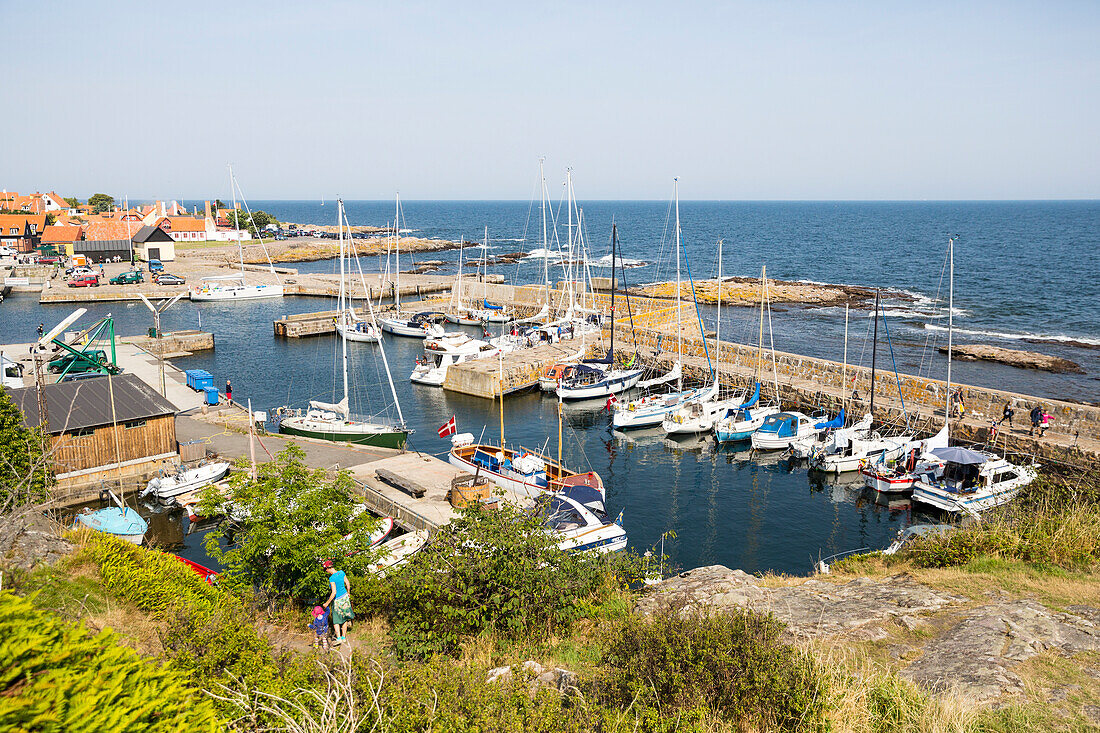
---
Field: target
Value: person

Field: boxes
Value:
[952,388,966,418]
[1001,401,1014,428]
[36,323,44,338]
[225,379,232,402]
[322,560,352,646]
[1040,411,1054,437]
[308,605,330,650]
[1029,405,1042,436]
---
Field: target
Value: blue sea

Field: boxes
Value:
[2,201,1097,575]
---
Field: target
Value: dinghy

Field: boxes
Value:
[74,503,147,544]
[142,461,230,501]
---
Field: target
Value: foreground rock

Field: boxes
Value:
[487,660,578,697]
[639,565,1100,702]
[0,508,72,570]
[939,344,1084,374]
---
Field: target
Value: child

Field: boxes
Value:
[309,605,330,650]
[1040,411,1054,437]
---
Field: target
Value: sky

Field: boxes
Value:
[2,1,1098,200]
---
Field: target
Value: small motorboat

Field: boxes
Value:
[751,411,827,451]
[911,447,1038,514]
[534,484,627,554]
[176,555,219,584]
[368,529,429,574]
[662,390,746,436]
[142,461,231,501]
[74,499,148,545]
[411,336,499,386]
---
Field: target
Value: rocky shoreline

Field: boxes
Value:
[939,344,1084,374]
[636,277,902,308]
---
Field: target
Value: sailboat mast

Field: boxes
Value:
[566,169,574,312]
[674,179,683,391]
[498,347,505,445]
[870,289,879,420]
[756,265,766,382]
[946,236,954,433]
[338,201,349,408]
[715,239,722,389]
[540,158,550,321]
[610,224,617,367]
[229,164,244,276]
[842,303,849,411]
[393,194,401,311]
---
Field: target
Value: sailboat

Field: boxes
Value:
[377,194,445,339]
[276,200,411,449]
[714,266,783,442]
[662,240,746,435]
[190,165,284,302]
[808,292,913,473]
[449,348,606,500]
[556,223,645,401]
[613,180,708,427]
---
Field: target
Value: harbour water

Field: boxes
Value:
[3,200,1097,575]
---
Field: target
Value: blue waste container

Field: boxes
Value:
[185,369,214,391]
[203,386,220,405]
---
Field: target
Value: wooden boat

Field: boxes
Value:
[448,439,604,500]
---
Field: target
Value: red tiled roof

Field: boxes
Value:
[0,213,47,234]
[84,221,138,241]
[159,216,206,232]
[41,225,83,243]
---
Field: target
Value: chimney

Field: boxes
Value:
[159,200,165,217]
[235,202,241,210]
[204,200,211,220]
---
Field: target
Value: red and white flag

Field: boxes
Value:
[438,415,457,438]
[605,395,618,412]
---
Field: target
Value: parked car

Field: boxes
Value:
[147,259,164,273]
[110,270,144,285]
[0,246,15,257]
[49,350,108,374]
[153,272,185,285]
[36,255,61,265]
[68,274,100,287]
[65,266,95,277]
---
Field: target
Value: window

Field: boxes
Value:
[8,228,16,235]
[71,428,94,438]
[124,419,146,429]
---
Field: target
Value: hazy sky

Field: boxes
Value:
[3,1,1098,200]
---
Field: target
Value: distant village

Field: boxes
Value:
[0,190,264,265]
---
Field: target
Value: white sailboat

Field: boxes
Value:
[276,200,411,449]
[613,180,704,427]
[663,239,745,435]
[378,194,447,338]
[190,165,284,302]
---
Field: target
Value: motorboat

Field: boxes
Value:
[534,484,627,554]
[860,426,949,493]
[411,336,499,386]
[662,389,746,436]
[368,530,429,574]
[556,362,645,401]
[74,504,147,544]
[883,524,954,555]
[141,461,231,501]
[911,446,1038,514]
[539,362,578,392]
[789,411,851,459]
[379,311,447,339]
[751,411,827,451]
[448,433,605,501]
[714,403,781,442]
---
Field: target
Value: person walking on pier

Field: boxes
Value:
[36,323,44,339]
[322,560,353,646]
[1029,405,1042,436]
[1001,401,1015,429]
[225,379,232,403]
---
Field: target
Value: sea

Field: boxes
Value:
[2,200,1097,576]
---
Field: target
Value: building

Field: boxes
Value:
[0,191,67,214]
[40,225,84,256]
[80,220,137,262]
[156,215,210,243]
[132,225,176,262]
[6,374,179,492]
[0,213,46,253]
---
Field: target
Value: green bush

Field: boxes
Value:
[377,502,639,658]
[0,590,221,731]
[596,608,827,732]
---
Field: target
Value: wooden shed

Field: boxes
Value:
[7,374,179,490]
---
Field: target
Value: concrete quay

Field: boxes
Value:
[443,341,594,398]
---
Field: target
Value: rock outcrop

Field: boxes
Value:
[638,565,1100,703]
[939,344,1084,374]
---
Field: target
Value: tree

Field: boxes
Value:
[201,445,382,600]
[213,199,225,210]
[0,387,54,510]
[88,193,115,213]
[63,197,80,208]
[224,209,277,237]
[45,213,56,226]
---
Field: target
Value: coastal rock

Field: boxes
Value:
[0,508,72,570]
[635,565,962,641]
[486,661,578,696]
[938,344,1084,374]
[637,278,890,308]
[901,599,1100,701]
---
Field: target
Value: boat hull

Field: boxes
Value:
[337,323,381,342]
[279,421,408,449]
[189,284,285,301]
[557,369,644,400]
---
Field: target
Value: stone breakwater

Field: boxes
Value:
[178,236,462,265]
[638,565,1100,703]
[637,277,896,308]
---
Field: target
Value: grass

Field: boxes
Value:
[972,651,1100,732]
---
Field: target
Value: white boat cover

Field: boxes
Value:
[637,362,681,389]
[309,397,349,417]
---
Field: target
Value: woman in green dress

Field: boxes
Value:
[322,560,353,645]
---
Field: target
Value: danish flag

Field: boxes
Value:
[438,415,457,438]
